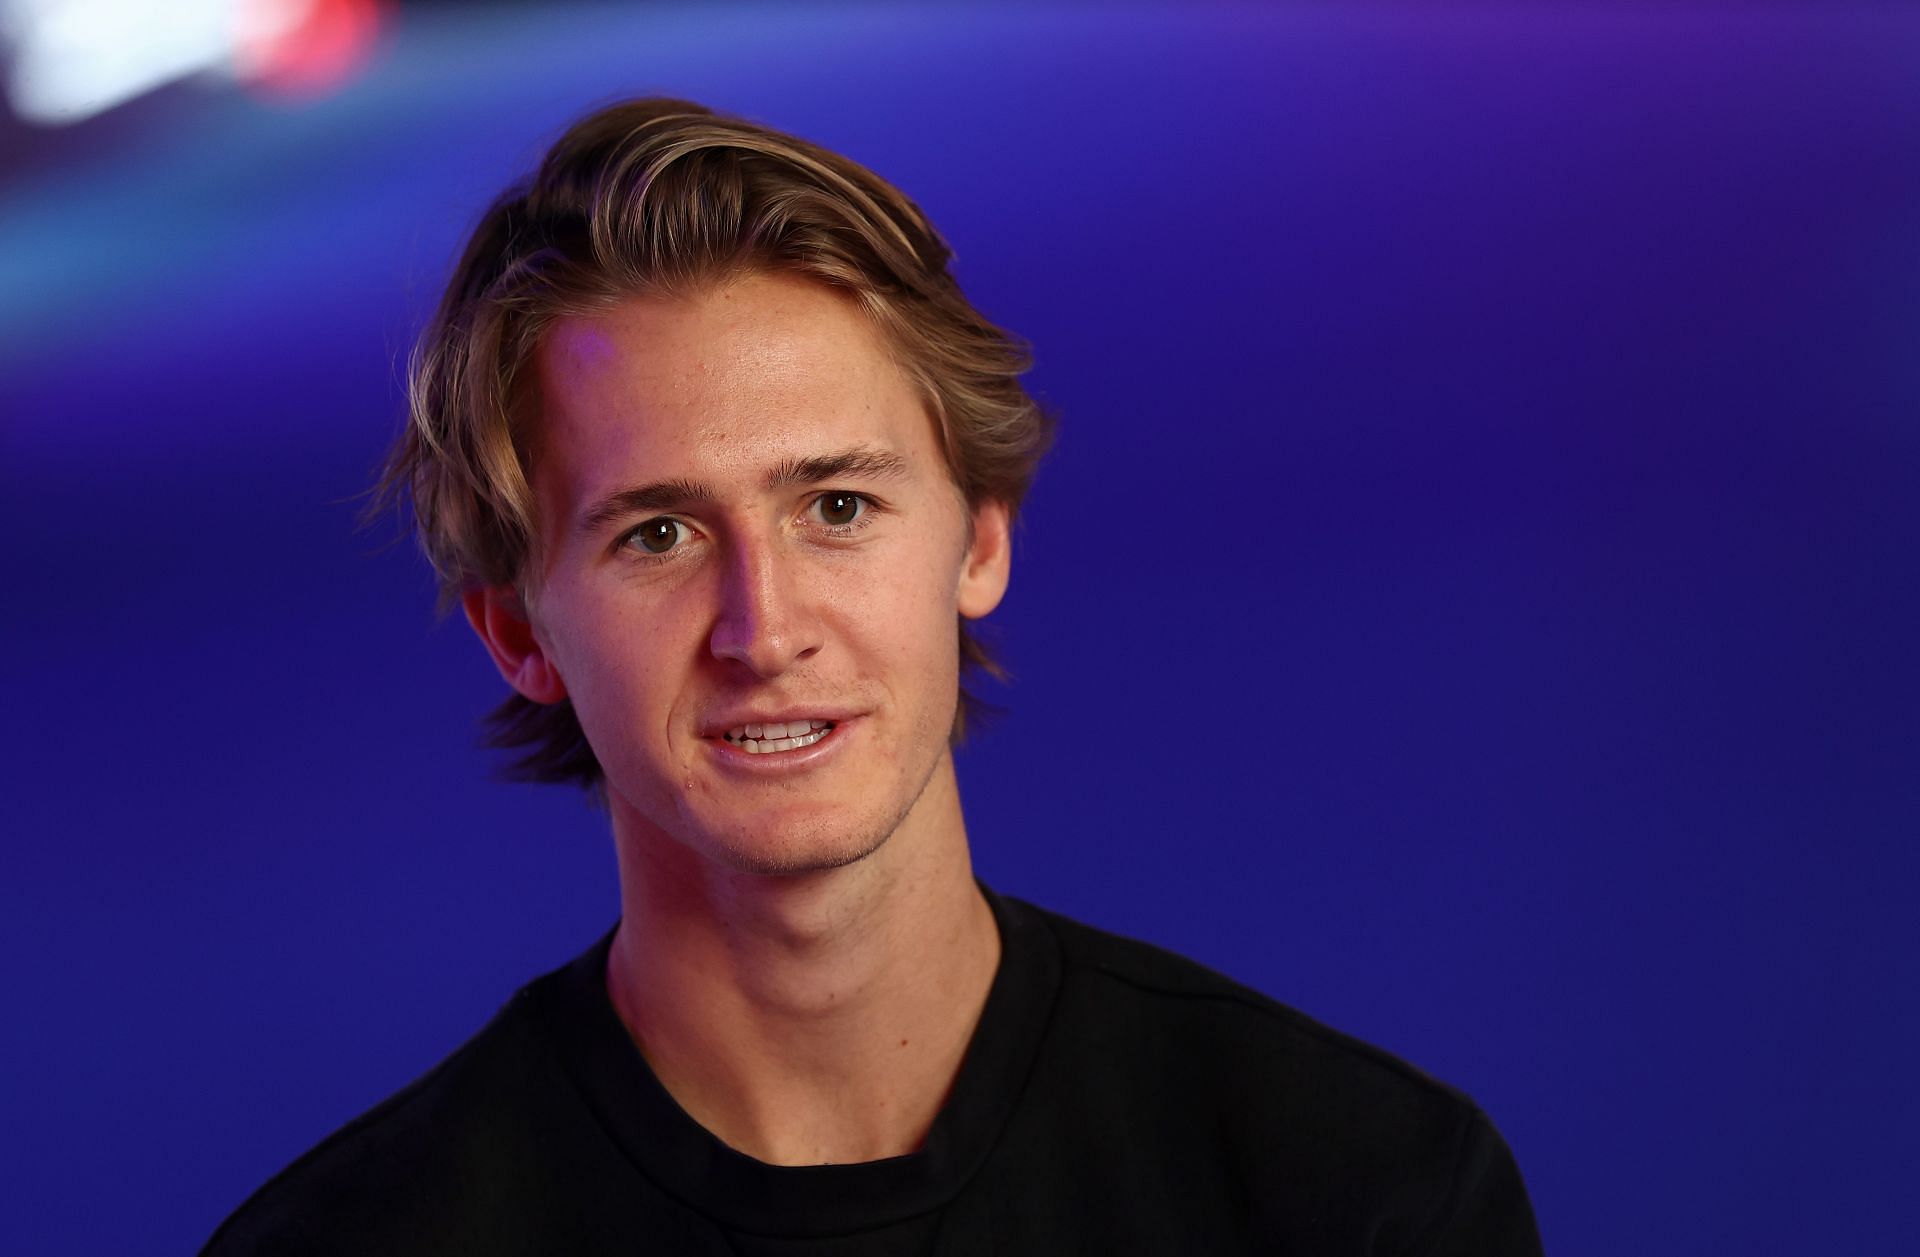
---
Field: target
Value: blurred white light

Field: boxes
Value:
[0,0,317,125]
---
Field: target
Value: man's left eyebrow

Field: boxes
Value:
[764,446,910,489]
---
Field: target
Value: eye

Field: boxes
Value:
[625,517,688,556]
[813,491,866,528]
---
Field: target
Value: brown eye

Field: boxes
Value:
[816,492,864,527]
[628,518,686,555]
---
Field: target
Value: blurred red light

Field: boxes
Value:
[239,0,389,99]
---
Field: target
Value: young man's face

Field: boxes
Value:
[469,271,1010,876]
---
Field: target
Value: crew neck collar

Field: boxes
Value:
[531,882,1062,1238]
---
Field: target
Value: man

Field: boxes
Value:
[204,98,1543,1254]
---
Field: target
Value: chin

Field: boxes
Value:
[707,831,890,878]
[697,809,896,878]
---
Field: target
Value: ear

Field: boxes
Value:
[956,499,1012,620]
[462,584,569,704]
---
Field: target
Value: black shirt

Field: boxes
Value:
[202,886,1543,1254]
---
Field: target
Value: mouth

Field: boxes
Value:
[718,719,837,755]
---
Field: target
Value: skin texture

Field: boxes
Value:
[464,271,1009,1165]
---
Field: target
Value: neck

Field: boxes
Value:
[603,757,1001,1166]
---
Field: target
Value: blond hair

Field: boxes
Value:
[370,97,1053,786]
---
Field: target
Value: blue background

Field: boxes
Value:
[4,3,1917,1252]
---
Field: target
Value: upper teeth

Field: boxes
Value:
[726,720,830,742]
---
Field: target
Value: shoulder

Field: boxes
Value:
[199,979,584,1256]
[1008,896,1540,1254]
[1027,894,1465,1105]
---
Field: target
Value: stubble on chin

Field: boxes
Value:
[696,742,949,880]
[709,824,892,878]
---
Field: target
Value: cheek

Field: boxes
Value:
[543,586,699,755]
[827,539,964,692]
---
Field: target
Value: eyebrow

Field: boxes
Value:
[576,444,910,537]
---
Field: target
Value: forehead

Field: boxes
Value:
[530,271,931,499]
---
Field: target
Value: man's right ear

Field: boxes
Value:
[462,585,569,705]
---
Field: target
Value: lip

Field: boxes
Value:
[699,707,865,739]
[703,714,860,775]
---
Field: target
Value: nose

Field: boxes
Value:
[707,535,823,678]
